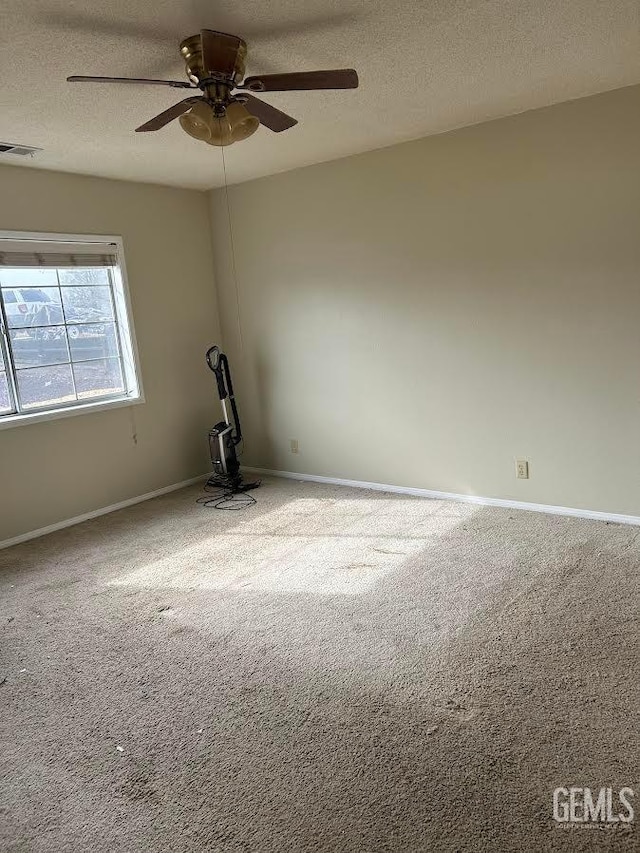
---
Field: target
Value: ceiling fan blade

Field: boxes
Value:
[135,97,202,132]
[241,94,297,133]
[200,29,242,77]
[68,76,194,89]
[241,69,358,92]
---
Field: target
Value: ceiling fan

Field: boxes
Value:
[67,29,359,146]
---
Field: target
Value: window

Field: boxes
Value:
[0,233,141,425]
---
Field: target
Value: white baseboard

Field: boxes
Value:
[5,466,638,550]
[0,473,208,550]
[243,467,640,527]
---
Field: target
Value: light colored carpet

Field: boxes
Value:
[0,476,638,852]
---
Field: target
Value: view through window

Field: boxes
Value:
[0,238,140,420]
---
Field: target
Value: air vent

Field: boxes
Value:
[0,142,42,157]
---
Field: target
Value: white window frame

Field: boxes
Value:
[0,231,144,430]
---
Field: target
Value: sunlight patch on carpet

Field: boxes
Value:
[108,497,470,594]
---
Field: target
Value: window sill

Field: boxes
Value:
[0,394,144,430]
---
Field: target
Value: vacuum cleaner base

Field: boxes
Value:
[204,473,261,493]
[199,475,261,510]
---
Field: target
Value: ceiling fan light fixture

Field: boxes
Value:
[204,101,259,147]
[179,100,258,146]
[226,101,260,143]
[179,100,216,142]
[206,114,234,147]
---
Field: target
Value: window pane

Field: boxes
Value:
[9,327,70,369]
[61,286,114,323]
[0,268,58,288]
[58,268,109,286]
[3,287,62,328]
[0,372,12,413]
[0,245,138,421]
[68,323,120,361]
[73,358,124,399]
[16,364,76,410]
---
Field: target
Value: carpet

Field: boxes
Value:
[0,476,638,852]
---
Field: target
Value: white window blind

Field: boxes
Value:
[0,239,118,269]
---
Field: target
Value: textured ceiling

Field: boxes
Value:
[2,0,639,189]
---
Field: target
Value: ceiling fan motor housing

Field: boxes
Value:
[180,32,247,86]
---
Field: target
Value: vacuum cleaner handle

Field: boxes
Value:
[205,345,220,371]
[206,346,227,401]
[205,345,242,444]
[221,353,243,445]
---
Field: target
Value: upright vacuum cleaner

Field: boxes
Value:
[203,345,260,502]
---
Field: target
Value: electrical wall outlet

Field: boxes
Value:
[290,439,299,454]
[516,459,529,479]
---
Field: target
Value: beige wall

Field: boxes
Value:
[0,165,219,541]
[210,84,640,516]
